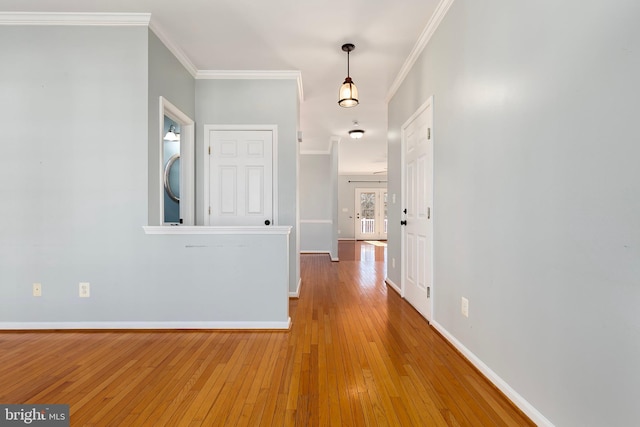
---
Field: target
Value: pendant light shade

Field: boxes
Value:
[338,43,359,108]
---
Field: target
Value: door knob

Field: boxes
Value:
[403,208,407,214]
[400,220,407,226]
[265,219,271,225]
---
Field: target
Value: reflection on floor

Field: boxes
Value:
[338,240,387,264]
[363,240,387,247]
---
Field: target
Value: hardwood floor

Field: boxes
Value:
[0,241,533,426]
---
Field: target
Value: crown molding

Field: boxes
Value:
[197,70,304,102]
[196,69,300,80]
[149,19,198,78]
[385,0,455,102]
[0,12,305,102]
[0,12,151,26]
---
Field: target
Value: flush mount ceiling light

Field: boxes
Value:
[338,43,359,108]
[349,120,365,139]
[349,129,365,139]
[164,124,180,141]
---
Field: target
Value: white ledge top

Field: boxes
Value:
[143,226,292,235]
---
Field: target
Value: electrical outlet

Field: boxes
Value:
[79,282,90,298]
[392,258,396,268]
[461,297,469,318]
[33,283,42,297]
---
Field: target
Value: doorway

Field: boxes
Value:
[160,97,194,226]
[401,97,434,321]
[354,188,387,240]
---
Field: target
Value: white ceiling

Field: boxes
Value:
[0,0,441,175]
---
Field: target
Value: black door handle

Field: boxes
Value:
[400,220,407,226]
[265,219,271,225]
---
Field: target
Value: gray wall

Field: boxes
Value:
[387,1,640,425]
[0,25,147,319]
[338,176,388,239]
[299,153,335,256]
[148,29,196,225]
[0,25,290,327]
[195,79,300,292]
[330,144,339,258]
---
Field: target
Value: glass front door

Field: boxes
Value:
[355,188,387,240]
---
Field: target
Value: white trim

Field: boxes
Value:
[196,69,300,80]
[300,219,333,224]
[149,20,198,77]
[289,278,302,298]
[330,136,341,152]
[299,250,338,262]
[0,12,151,26]
[300,150,332,155]
[202,124,279,227]
[402,97,434,130]
[143,226,292,235]
[196,70,304,103]
[431,321,554,427]
[0,319,291,331]
[386,0,455,102]
[385,278,402,295]
[339,172,389,177]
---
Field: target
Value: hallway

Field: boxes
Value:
[290,241,533,425]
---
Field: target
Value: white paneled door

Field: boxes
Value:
[207,129,273,226]
[402,98,433,321]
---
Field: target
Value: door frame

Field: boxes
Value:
[400,96,434,321]
[354,188,387,240]
[202,124,279,226]
[159,96,195,226]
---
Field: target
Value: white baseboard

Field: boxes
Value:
[430,320,554,427]
[0,319,291,330]
[385,277,402,295]
[300,250,338,262]
[289,278,301,298]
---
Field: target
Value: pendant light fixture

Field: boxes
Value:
[338,43,359,108]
